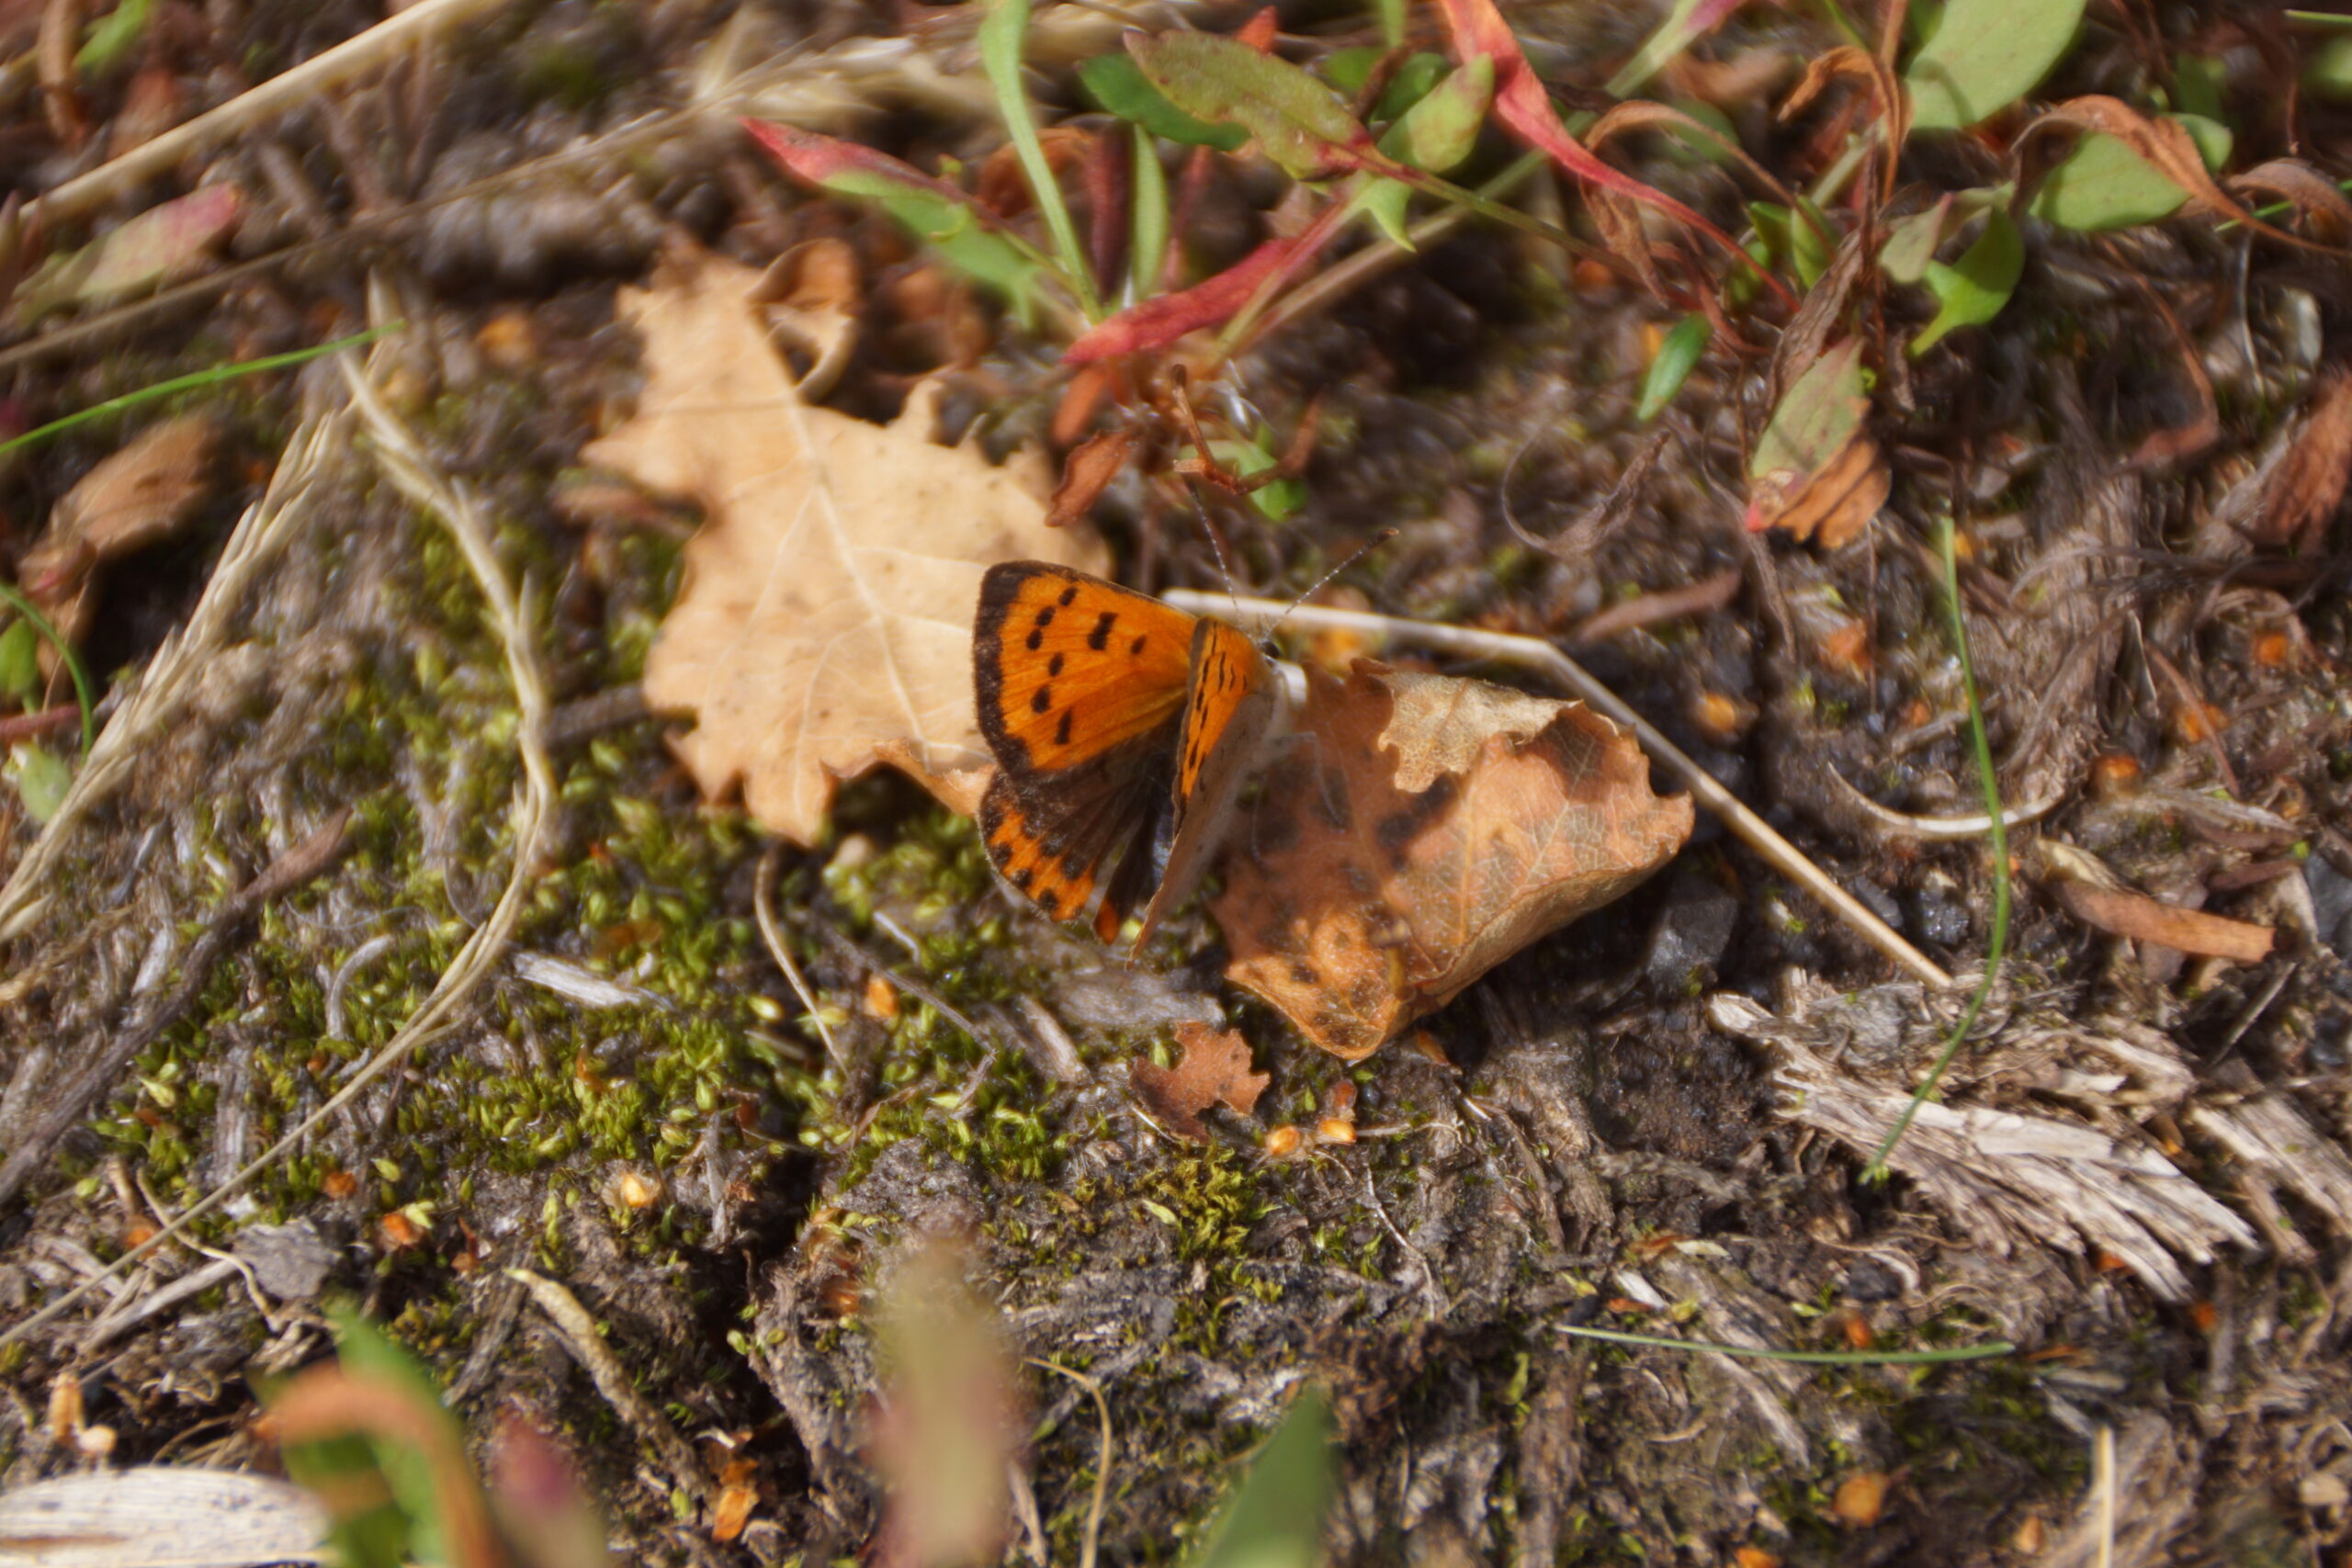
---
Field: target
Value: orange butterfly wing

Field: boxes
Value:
[974,563,1197,926]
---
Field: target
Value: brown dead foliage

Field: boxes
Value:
[1212,663,1692,1059]
[1130,1021,1270,1142]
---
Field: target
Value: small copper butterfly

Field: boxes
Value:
[973,561,1292,947]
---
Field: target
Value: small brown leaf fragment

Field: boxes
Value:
[2257,366,2352,551]
[1046,428,1135,529]
[1130,1021,1269,1141]
[24,412,220,649]
[748,236,861,401]
[1213,663,1692,1059]
[1747,339,1887,550]
[582,242,1104,842]
[2048,881,2276,965]
[1831,1471,1888,1527]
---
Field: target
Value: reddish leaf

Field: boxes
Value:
[1131,1021,1269,1141]
[745,118,976,211]
[1432,0,1793,309]
[1046,428,1136,528]
[1062,197,1351,363]
[2258,367,2352,550]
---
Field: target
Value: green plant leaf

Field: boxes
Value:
[1127,31,1376,180]
[1910,207,2023,355]
[1184,1385,1335,1568]
[1637,314,1711,422]
[1129,124,1169,298]
[1751,338,1870,483]
[0,621,38,707]
[1878,197,1951,283]
[75,0,153,73]
[979,0,1099,318]
[1350,176,1413,248]
[1209,437,1306,522]
[1373,51,1452,120]
[2028,130,2183,229]
[1079,52,1248,152]
[5,744,70,823]
[1905,0,2087,130]
[1375,56,1493,174]
[1747,200,1827,284]
[745,120,1048,321]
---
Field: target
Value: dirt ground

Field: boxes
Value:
[3,1,2352,1564]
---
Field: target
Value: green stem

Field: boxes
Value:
[1863,516,2010,1182]
[1564,1324,2015,1365]
[0,582,95,753]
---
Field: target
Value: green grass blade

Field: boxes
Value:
[1863,515,2010,1181]
[1128,124,1169,302]
[979,0,1102,320]
[0,325,395,460]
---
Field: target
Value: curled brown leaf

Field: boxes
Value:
[1212,663,1691,1059]
[1130,1021,1270,1141]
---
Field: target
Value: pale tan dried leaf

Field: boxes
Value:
[1130,1021,1269,1141]
[584,243,1104,842]
[1378,670,1565,792]
[1213,663,1692,1059]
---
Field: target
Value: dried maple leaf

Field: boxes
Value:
[1212,663,1693,1059]
[583,243,1104,842]
[1130,1021,1269,1141]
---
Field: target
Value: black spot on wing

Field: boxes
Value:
[1055,709,1073,746]
[1047,653,1064,675]
[1088,612,1118,650]
[1059,585,1080,605]
[1032,687,1053,714]
[1025,628,1044,651]
[1130,635,1147,655]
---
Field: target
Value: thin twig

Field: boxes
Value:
[1561,1323,2014,1364]
[510,1269,712,1506]
[33,0,523,224]
[1026,1358,1114,1568]
[2094,1423,2115,1568]
[755,840,841,1070]
[1163,591,1954,989]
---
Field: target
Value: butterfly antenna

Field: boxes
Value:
[1261,528,1396,648]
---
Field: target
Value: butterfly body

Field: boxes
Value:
[974,561,1288,947]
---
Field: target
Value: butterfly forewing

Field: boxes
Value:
[975,563,1196,775]
[975,562,1198,928]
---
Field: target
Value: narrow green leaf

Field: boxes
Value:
[1375,56,1493,174]
[1376,0,1406,49]
[0,621,39,706]
[1610,0,1731,96]
[1080,52,1248,152]
[1637,314,1711,423]
[1129,124,1169,299]
[1910,208,2023,355]
[1349,175,1414,249]
[1905,0,2087,130]
[1127,31,1375,180]
[821,168,1046,317]
[1372,52,1452,121]
[75,0,153,73]
[1791,197,1834,288]
[1184,1386,1335,1568]
[980,0,1100,318]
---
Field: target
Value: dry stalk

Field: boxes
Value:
[1168,591,1955,990]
